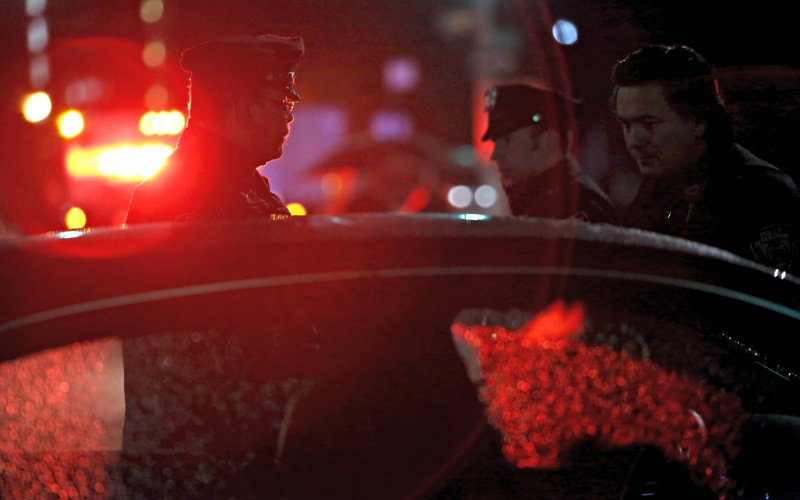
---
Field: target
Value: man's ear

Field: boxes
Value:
[691,120,707,139]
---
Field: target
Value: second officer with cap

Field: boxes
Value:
[126,34,304,224]
[483,84,617,223]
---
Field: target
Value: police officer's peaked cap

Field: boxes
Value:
[180,34,304,100]
[482,84,581,141]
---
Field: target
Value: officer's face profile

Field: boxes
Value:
[261,85,298,115]
[614,83,708,177]
[240,86,298,162]
[490,125,550,188]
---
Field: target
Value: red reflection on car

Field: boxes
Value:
[452,300,743,496]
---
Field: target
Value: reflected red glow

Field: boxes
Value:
[452,300,742,496]
[320,166,358,214]
[66,142,173,181]
[0,340,123,497]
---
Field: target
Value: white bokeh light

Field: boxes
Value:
[552,19,578,46]
[474,185,497,208]
[447,185,473,209]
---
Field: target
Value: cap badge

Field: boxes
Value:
[485,87,498,111]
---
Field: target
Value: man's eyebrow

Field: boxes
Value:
[615,112,660,122]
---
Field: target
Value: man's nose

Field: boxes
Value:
[625,124,648,148]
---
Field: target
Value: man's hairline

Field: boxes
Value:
[611,81,701,125]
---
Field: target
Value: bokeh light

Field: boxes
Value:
[144,84,169,109]
[286,202,307,216]
[552,19,579,46]
[401,187,430,213]
[27,17,48,53]
[139,110,185,136]
[25,0,47,17]
[66,143,173,181]
[447,185,472,209]
[57,110,85,138]
[383,57,420,93]
[139,0,164,23]
[21,91,52,123]
[474,184,497,208]
[29,53,50,88]
[321,172,344,195]
[64,206,87,229]
[369,110,414,141]
[142,40,166,67]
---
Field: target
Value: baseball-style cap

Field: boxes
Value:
[481,84,580,141]
[180,34,305,101]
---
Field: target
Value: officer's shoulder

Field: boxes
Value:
[726,145,797,194]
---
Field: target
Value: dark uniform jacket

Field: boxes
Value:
[506,159,618,224]
[125,129,290,224]
[623,144,800,272]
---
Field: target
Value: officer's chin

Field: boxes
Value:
[501,177,514,190]
[267,142,285,161]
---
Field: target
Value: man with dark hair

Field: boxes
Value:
[482,84,617,223]
[611,44,800,272]
[125,34,303,224]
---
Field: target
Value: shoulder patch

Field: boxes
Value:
[749,224,797,271]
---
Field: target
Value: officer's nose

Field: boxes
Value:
[490,143,502,163]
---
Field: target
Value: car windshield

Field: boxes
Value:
[1,2,799,499]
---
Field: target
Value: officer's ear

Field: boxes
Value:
[231,95,264,125]
[536,129,560,152]
[230,96,253,125]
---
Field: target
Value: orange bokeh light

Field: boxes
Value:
[57,110,85,139]
[21,91,52,123]
[286,202,307,216]
[139,110,185,136]
[66,142,173,181]
[64,206,87,229]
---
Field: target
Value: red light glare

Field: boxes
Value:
[139,110,185,136]
[400,187,430,213]
[66,143,173,182]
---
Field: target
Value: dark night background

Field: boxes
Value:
[1,0,798,232]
